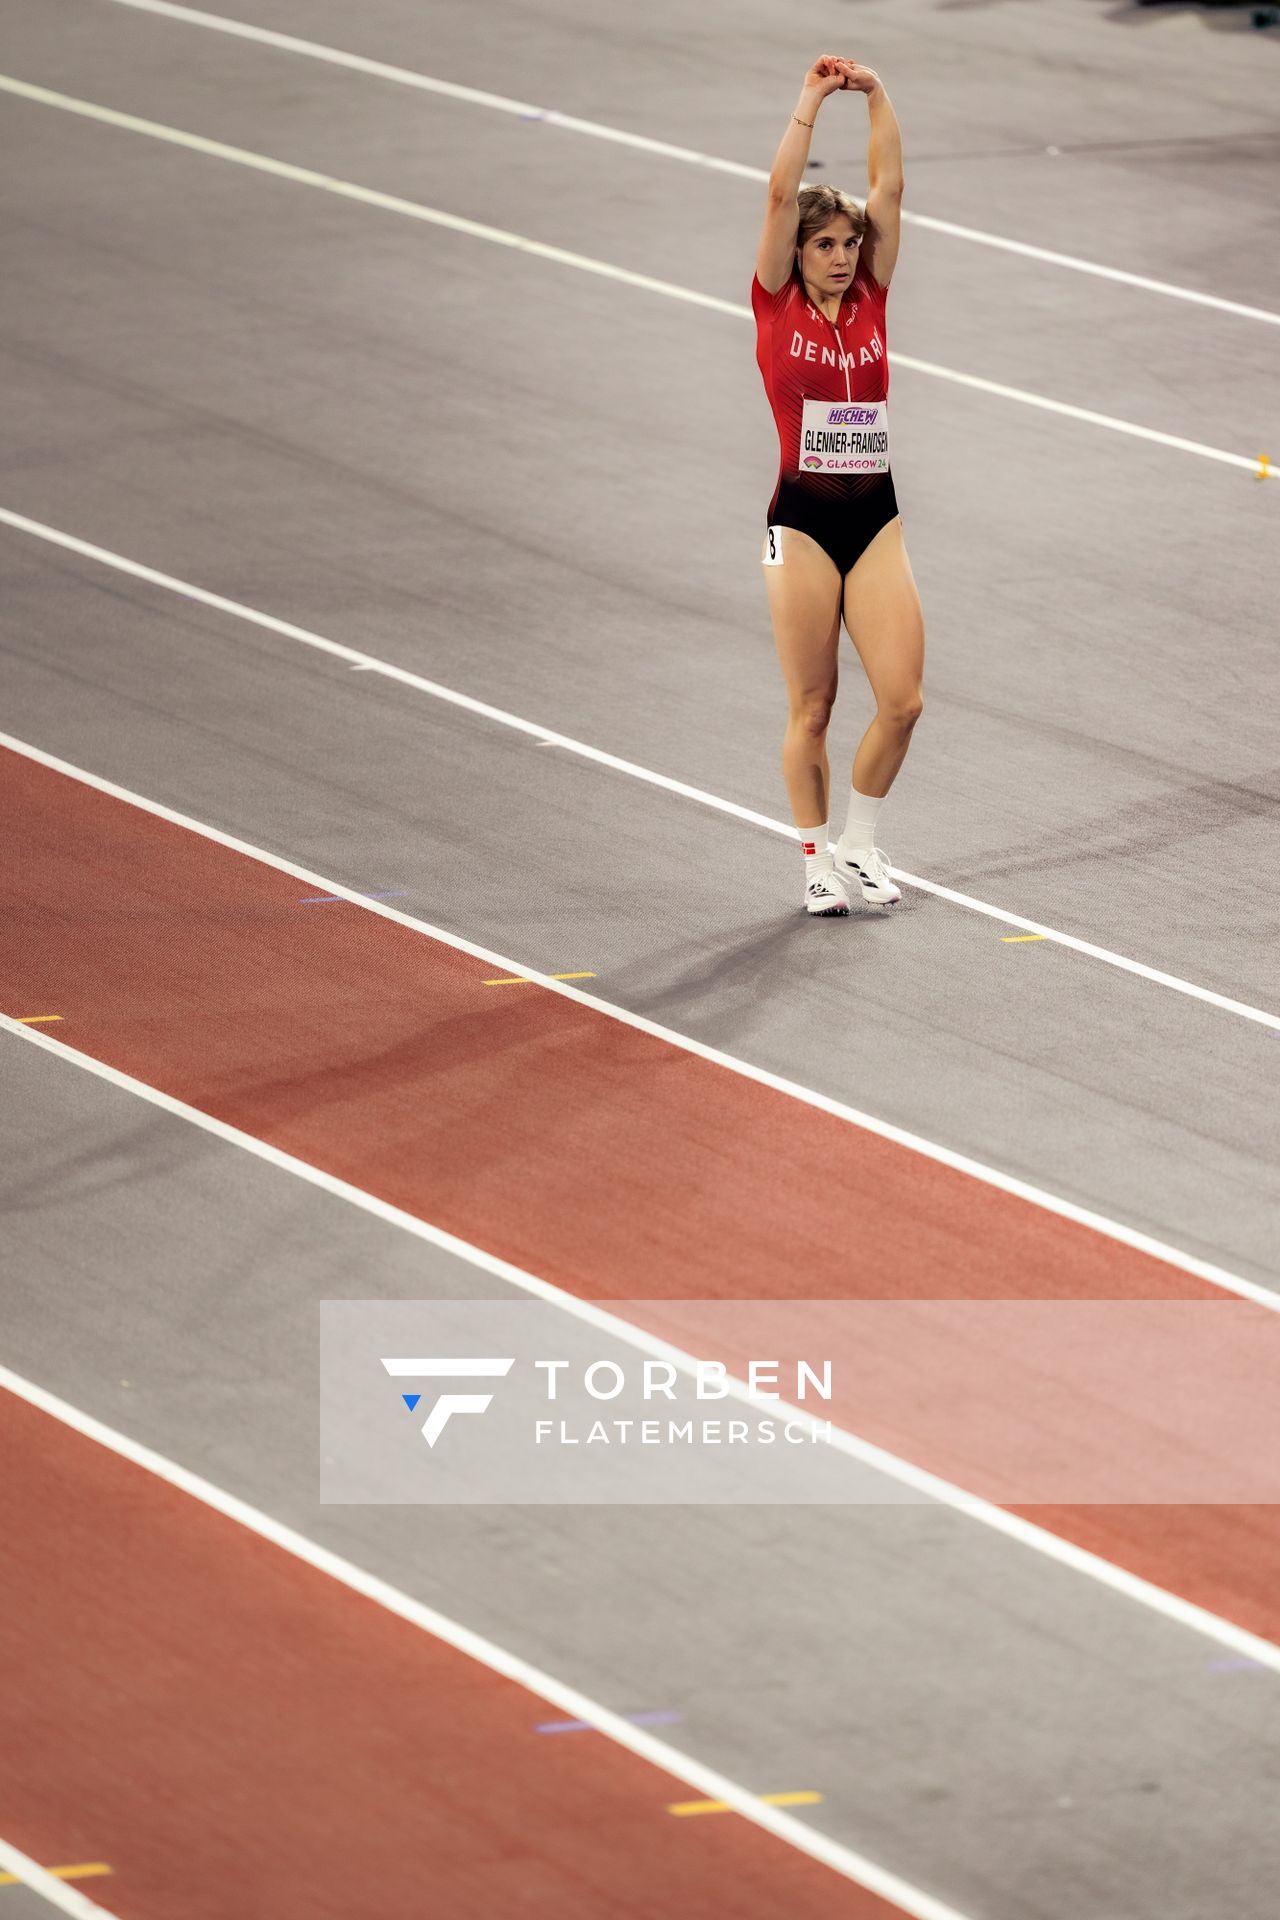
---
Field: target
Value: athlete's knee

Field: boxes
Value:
[878,688,924,738]
[794,691,836,740]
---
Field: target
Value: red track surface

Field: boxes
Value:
[0,1392,904,1920]
[0,753,1216,1308]
[3,747,1278,1913]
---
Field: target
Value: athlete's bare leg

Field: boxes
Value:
[763,526,844,828]
[841,516,925,798]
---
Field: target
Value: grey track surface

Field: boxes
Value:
[0,1889,83,1920]
[2,0,1279,1915]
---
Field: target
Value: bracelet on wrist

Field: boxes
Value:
[792,112,815,128]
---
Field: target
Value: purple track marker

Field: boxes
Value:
[534,1709,682,1735]
[299,889,410,905]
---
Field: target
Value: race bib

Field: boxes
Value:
[799,399,890,476]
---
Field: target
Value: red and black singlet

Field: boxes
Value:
[751,257,899,576]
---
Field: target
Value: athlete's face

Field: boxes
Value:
[799,218,861,293]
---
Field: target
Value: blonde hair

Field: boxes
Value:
[794,184,867,283]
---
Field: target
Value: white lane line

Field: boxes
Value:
[98,0,1280,330]
[3,504,1279,1038]
[6,1016,1280,1686]
[0,73,1271,481]
[1,724,1276,1312]
[0,1356,973,1920]
[0,1844,120,1920]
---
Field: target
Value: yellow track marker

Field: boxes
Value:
[667,1790,823,1817]
[13,1013,64,1023]
[1259,454,1271,480]
[1002,934,1045,944]
[0,1864,111,1887]
[482,971,597,986]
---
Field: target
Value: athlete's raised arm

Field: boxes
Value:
[836,59,904,289]
[755,56,851,294]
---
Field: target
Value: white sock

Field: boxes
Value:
[838,787,882,853]
[798,823,832,877]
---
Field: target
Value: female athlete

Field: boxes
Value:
[753,54,925,915]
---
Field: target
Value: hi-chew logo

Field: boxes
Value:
[826,405,878,426]
[382,1356,514,1446]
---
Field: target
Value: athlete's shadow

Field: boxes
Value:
[933,0,1271,26]
[606,901,910,1044]
[1100,1,1277,31]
